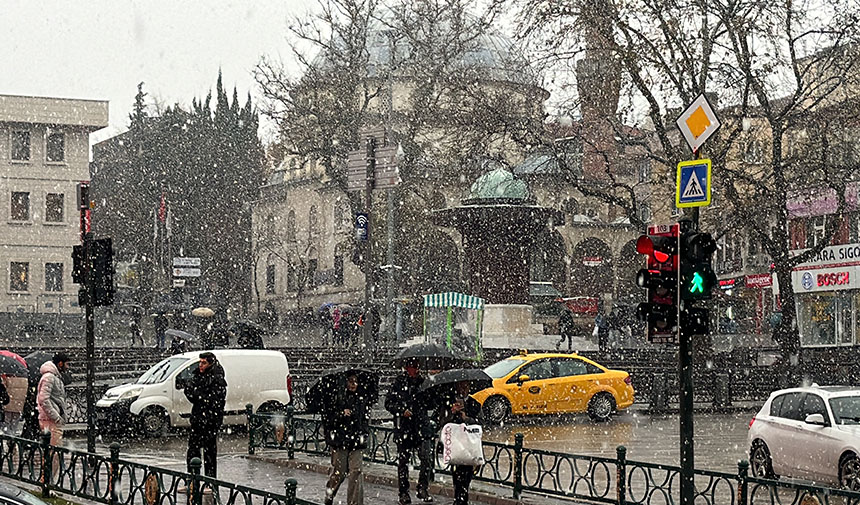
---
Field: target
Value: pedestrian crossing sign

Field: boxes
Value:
[676,159,712,208]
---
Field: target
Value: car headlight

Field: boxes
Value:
[118,388,143,401]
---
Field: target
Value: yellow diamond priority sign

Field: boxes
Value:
[676,94,721,153]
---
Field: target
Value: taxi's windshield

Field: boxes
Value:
[484,358,527,378]
[137,357,190,385]
[830,396,860,425]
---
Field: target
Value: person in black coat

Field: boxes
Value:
[437,381,483,505]
[183,352,227,477]
[385,361,434,505]
[323,373,371,505]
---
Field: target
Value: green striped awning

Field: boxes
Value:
[423,292,485,310]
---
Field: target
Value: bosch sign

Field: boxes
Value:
[818,271,850,287]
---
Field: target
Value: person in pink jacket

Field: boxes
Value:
[36,353,70,446]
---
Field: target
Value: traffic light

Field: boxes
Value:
[73,238,115,306]
[635,228,679,343]
[679,230,717,301]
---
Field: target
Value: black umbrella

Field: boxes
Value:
[418,368,493,395]
[391,343,465,370]
[0,354,27,377]
[24,351,52,381]
[305,367,379,415]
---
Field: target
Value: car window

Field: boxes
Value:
[519,359,552,381]
[777,392,804,421]
[801,394,828,420]
[176,363,197,382]
[137,357,189,385]
[553,358,587,377]
[830,396,860,425]
[769,394,786,417]
[585,363,603,375]
[485,358,526,379]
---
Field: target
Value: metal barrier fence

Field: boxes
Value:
[0,433,322,505]
[248,408,860,505]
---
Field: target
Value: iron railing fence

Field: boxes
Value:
[0,433,322,505]
[248,408,860,505]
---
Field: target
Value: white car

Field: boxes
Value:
[748,386,860,489]
[96,349,292,437]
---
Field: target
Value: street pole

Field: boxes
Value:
[79,183,96,454]
[679,209,699,505]
[385,190,395,345]
[362,138,376,363]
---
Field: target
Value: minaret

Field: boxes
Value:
[576,0,622,179]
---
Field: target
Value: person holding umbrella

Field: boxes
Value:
[385,360,434,505]
[321,370,375,505]
[420,369,490,505]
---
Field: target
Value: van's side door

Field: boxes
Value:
[172,362,197,423]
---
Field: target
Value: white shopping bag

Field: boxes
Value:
[441,423,484,467]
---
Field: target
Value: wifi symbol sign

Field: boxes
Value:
[355,212,369,241]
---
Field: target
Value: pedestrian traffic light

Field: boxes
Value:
[679,230,717,301]
[634,228,679,343]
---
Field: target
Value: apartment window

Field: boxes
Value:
[10,192,30,221]
[286,210,296,242]
[46,193,64,222]
[265,264,276,294]
[287,264,297,291]
[309,205,319,236]
[637,159,650,183]
[45,263,63,292]
[307,258,318,288]
[11,131,30,161]
[46,130,65,163]
[10,262,29,292]
[811,215,827,247]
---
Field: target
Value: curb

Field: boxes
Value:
[248,454,528,505]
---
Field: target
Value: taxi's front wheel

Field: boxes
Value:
[483,396,510,424]
[587,393,616,422]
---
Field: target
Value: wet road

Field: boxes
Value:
[69,411,756,475]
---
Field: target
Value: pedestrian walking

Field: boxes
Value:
[437,380,482,505]
[323,373,372,505]
[154,313,168,350]
[129,317,143,347]
[36,353,70,446]
[595,311,610,354]
[558,306,575,351]
[1,373,27,434]
[385,361,434,505]
[183,352,227,477]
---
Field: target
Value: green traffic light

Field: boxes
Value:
[690,271,705,293]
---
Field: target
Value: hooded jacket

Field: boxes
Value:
[324,386,371,450]
[37,361,67,424]
[183,360,227,429]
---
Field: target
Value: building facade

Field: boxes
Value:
[0,94,108,318]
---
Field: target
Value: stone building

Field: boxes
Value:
[0,94,108,330]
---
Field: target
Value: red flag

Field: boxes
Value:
[158,192,166,223]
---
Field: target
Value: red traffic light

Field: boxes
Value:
[636,235,671,263]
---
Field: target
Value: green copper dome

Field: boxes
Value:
[464,167,533,204]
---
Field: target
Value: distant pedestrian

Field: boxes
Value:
[558,307,575,351]
[595,311,609,354]
[0,379,9,424]
[370,305,381,346]
[385,361,434,505]
[37,353,70,446]
[129,316,143,347]
[437,381,482,505]
[154,314,168,350]
[323,373,371,505]
[184,352,227,477]
[1,373,27,434]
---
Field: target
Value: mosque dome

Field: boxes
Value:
[463,166,533,205]
[311,8,539,88]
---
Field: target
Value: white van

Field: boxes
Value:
[96,350,292,437]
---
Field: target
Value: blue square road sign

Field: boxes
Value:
[676,159,712,208]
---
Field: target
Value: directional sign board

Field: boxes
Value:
[676,159,712,208]
[676,94,721,153]
[346,127,400,192]
[173,267,201,278]
[173,257,201,267]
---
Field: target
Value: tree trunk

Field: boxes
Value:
[774,266,801,357]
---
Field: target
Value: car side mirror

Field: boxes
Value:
[805,413,826,426]
[517,374,530,384]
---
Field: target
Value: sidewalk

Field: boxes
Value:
[245,450,591,505]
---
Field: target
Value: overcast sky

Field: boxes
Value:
[0,1,308,145]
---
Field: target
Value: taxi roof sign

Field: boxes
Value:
[676,94,721,153]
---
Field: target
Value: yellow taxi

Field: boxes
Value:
[472,350,635,423]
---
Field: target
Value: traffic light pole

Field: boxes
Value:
[79,184,96,454]
[679,210,698,505]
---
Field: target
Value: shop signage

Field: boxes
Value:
[745,274,773,288]
[792,265,860,293]
[793,243,860,269]
[582,256,604,266]
[719,279,736,290]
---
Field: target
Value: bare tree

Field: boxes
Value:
[512,0,860,355]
